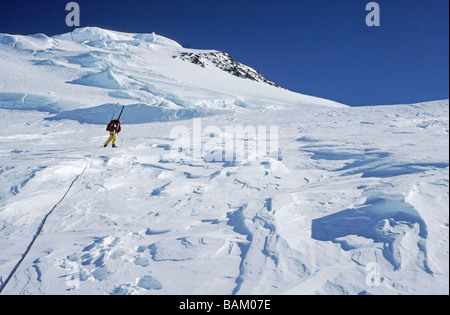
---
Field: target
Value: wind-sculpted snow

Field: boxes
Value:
[0,100,447,295]
[312,194,429,271]
[0,28,448,295]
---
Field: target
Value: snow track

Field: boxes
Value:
[0,157,89,294]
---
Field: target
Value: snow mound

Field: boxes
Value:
[0,33,57,51]
[54,27,182,49]
[54,27,134,42]
[136,276,163,291]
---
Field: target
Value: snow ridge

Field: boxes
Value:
[0,27,346,125]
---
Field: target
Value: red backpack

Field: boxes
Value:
[106,120,121,133]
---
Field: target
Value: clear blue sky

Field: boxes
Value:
[1,0,448,106]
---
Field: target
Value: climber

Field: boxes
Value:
[104,119,121,148]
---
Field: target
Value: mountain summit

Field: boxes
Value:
[0,27,345,123]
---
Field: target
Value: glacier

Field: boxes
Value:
[0,27,448,295]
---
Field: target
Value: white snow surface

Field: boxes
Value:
[0,27,448,295]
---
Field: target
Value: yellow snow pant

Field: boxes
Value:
[105,132,118,146]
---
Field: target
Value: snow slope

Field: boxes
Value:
[0,27,345,124]
[0,28,448,295]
